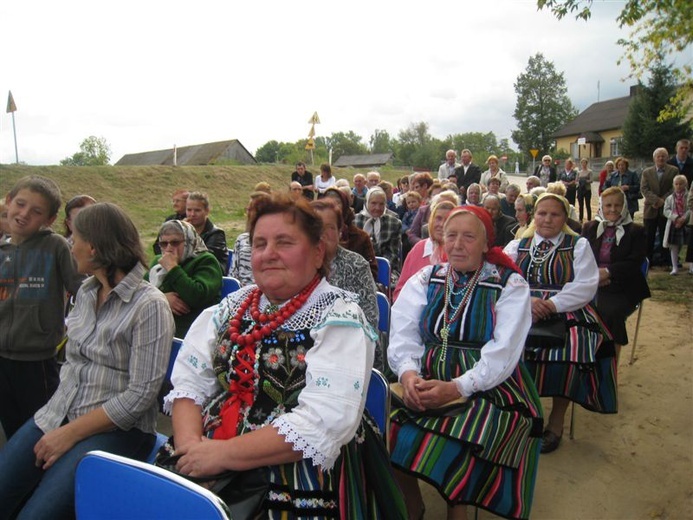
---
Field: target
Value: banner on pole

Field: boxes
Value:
[6,91,17,113]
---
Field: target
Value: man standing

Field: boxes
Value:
[668,139,693,186]
[641,147,679,265]
[454,149,481,202]
[438,150,459,181]
[291,162,314,200]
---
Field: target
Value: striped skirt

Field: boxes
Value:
[525,296,618,413]
[266,414,407,519]
[389,344,543,520]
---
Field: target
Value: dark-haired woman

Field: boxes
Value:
[63,194,96,248]
[164,193,406,518]
[0,203,175,518]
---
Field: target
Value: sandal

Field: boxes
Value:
[541,429,563,454]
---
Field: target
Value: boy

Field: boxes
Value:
[0,176,83,439]
[401,191,422,233]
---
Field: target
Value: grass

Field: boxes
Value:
[645,263,693,305]
[0,164,411,261]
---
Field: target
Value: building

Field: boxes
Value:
[552,87,638,163]
[115,139,256,166]
[333,153,393,168]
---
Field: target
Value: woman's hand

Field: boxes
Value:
[415,380,463,409]
[598,268,611,287]
[33,426,79,470]
[621,184,630,191]
[400,371,425,412]
[165,292,190,316]
[176,437,230,477]
[174,434,204,457]
[675,216,686,229]
[531,297,556,323]
[159,251,180,271]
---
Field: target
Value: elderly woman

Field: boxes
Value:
[324,187,378,279]
[582,187,650,356]
[464,182,482,206]
[514,193,536,239]
[389,205,542,520]
[162,194,406,518]
[0,203,174,518]
[147,220,223,337]
[534,155,557,187]
[504,193,616,454]
[355,187,402,278]
[604,157,641,218]
[393,200,455,301]
[407,189,459,246]
[598,160,615,195]
[480,154,509,193]
[186,191,229,274]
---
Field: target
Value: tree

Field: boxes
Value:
[60,136,111,166]
[621,61,692,159]
[537,0,693,121]
[448,132,499,157]
[369,129,393,154]
[255,140,282,163]
[322,131,368,160]
[512,53,578,158]
[394,122,441,170]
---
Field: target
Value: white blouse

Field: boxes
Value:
[387,262,532,398]
[503,232,599,313]
[164,280,375,469]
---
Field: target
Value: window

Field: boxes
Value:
[610,137,622,157]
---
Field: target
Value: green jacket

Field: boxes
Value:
[146,252,222,337]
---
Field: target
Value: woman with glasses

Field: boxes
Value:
[147,220,222,337]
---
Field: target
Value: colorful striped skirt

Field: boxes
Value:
[266,414,407,519]
[389,344,543,520]
[525,297,618,413]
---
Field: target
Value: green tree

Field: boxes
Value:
[448,132,499,157]
[369,129,394,154]
[255,140,282,163]
[60,136,111,166]
[323,131,368,160]
[621,61,692,158]
[537,0,693,121]
[394,121,441,170]
[512,53,578,158]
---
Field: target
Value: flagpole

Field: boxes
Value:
[11,111,18,164]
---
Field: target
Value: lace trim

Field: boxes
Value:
[214,280,362,333]
[272,417,328,469]
[163,390,207,415]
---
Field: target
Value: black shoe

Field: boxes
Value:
[541,429,562,454]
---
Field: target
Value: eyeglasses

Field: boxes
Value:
[158,240,184,248]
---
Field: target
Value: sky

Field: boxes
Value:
[0,0,690,165]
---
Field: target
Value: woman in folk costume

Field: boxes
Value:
[504,193,617,454]
[389,205,543,520]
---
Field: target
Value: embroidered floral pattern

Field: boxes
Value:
[263,348,285,369]
[289,346,306,368]
[315,377,330,388]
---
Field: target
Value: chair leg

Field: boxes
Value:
[569,402,575,440]
[629,303,644,365]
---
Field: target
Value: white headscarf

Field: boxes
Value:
[360,187,387,242]
[595,190,632,245]
[149,220,208,287]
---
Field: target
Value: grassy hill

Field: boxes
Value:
[0,164,411,260]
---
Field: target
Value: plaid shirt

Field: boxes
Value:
[354,213,402,271]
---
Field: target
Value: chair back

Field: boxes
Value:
[221,276,241,298]
[166,337,183,382]
[376,292,390,334]
[226,250,234,275]
[75,450,230,520]
[365,368,390,447]
[375,256,391,295]
[641,257,650,278]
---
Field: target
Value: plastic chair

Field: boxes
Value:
[75,450,230,520]
[375,257,391,297]
[628,258,650,365]
[221,276,241,298]
[365,368,390,448]
[226,249,234,276]
[146,432,169,463]
[376,291,390,334]
[166,337,183,382]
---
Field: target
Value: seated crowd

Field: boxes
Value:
[2,141,691,519]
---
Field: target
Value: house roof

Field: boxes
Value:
[553,95,633,138]
[333,153,393,167]
[115,139,256,166]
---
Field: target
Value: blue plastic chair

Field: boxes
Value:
[221,276,241,299]
[375,257,391,298]
[76,450,230,520]
[376,291,390,334]
[146,432,169,463]
[226,250,234,276]
[365,368,390,448]
[166,337,183,382]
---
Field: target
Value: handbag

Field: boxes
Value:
[527,314,566,349]
[156,451,269,520]
[390,382,469,417]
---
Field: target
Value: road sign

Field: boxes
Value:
[529,148,539,158]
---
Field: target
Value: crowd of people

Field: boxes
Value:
[0,139,691,518]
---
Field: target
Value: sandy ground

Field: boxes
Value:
[420,295,693,520]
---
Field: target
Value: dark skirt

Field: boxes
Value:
[595,290,639,345]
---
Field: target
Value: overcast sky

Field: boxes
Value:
[1,0,690,165]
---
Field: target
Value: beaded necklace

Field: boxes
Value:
[439,265,482,367]
[527,238,558,285]
[212,275,321,440]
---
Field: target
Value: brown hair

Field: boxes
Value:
[64,194,97,237]
[9,175,62,217]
